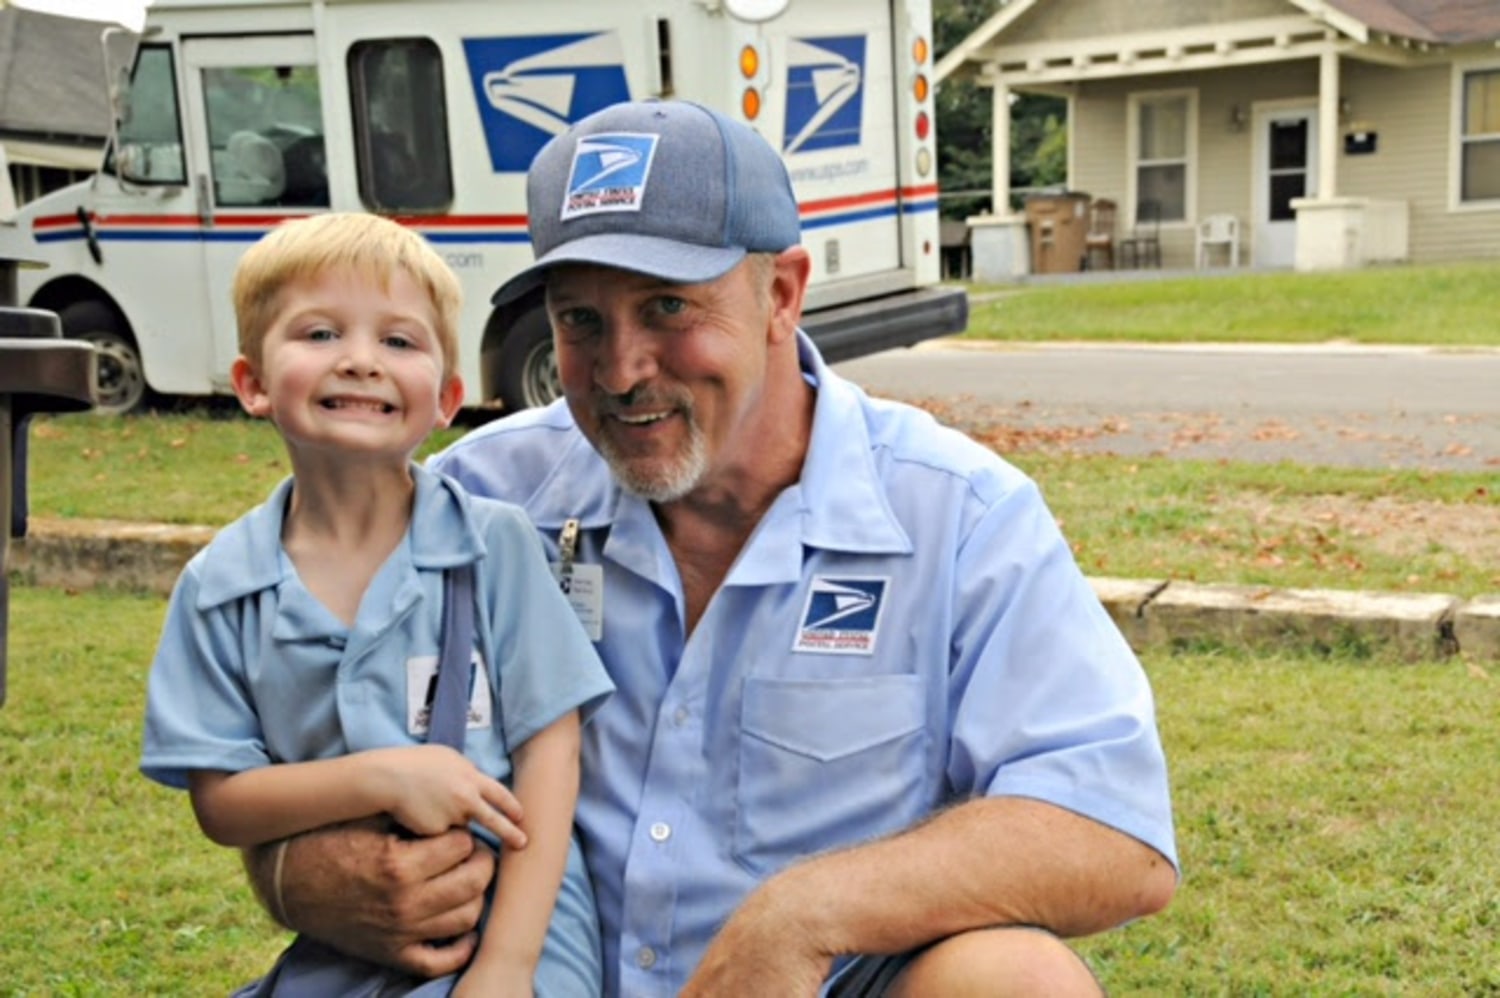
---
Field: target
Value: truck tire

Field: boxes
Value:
[495,308,560,411]
[59,301,148,415]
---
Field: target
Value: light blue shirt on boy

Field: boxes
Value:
[431,333,1178,997]
[141,463,614,992]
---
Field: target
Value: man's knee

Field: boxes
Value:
[889,926,1103,998]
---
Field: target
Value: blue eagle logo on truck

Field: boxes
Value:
[462,32,632,172]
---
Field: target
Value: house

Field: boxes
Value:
[0,6,133,212]
[937,0,1500,276]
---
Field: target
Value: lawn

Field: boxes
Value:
[22,410,1500,598]
[2,586,1496,994]
[963,260,1500,347]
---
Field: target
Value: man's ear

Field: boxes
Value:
[435,374,465,428]
[767,247,811,346]
[229,355,272,417]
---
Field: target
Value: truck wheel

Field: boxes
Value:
[495,308,560,411]
[59,302,148,415]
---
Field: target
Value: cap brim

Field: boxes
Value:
[491,233,748,306]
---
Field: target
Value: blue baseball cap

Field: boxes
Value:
[492,100,801,305]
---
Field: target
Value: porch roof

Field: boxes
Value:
[937,0,1500,87]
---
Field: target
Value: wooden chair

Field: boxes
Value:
[1119,198,1162,269]
[1083,198,1116,270]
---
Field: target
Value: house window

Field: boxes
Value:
[1461,68,1500,202]
[349,39,453,213]
[1132,93,1191,223]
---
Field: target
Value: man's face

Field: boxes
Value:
[545,258,776,503]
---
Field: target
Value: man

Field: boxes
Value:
[252,99,1177,996]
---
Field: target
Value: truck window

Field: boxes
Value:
[202,64,329,208]
[349,39,453,213]
[110,44,187,185]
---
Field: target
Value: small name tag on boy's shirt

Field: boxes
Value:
[405,651,491,735]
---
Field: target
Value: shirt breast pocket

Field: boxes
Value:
[733,674,929,878]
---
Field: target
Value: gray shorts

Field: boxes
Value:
[823,951,924,998]
[821,927,1100,997]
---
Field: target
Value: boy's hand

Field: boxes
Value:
[369,745,526,848]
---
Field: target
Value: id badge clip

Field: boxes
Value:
[552,517,603,641]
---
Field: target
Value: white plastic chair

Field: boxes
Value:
[1196,214,1240,268]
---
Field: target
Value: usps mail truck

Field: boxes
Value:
[0,0,966,414]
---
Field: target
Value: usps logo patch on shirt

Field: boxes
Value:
[560,132,658,220]
[793,576,889,655]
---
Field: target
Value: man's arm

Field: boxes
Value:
[244,818,498,977]
[681,795,1177,995]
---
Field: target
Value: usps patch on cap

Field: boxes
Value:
[793,576,889,655]
[560,132,659,220]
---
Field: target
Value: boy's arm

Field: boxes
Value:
[189,744,525,849]
[458,710,582,991]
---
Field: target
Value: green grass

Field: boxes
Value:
[3,587,1497,993]
[23,410,1500,597]
[0,588,286,995]
[963,260,1500,346]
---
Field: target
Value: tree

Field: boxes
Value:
[933,0,1066,219]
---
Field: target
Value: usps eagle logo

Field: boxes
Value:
[559,132,658,220]
[793,576,889,655]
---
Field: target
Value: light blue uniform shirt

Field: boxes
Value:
[432,334,1177,997]
[141,465,615,991]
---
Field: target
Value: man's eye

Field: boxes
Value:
[656,296,687,316]
[554,308,598,337]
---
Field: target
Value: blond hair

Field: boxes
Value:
[231,213,463,378]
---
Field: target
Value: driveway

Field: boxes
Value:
[832,339,1500,472]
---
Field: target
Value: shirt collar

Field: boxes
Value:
[193,463,486,609]
[515,332,911,558]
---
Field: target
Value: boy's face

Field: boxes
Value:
[230,267,463,464]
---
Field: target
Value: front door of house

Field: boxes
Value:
[1252,105,1318,267]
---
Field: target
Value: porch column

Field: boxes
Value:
[969,73,1030,280]
[1317,49,1339,199]
[991,78,1012,214]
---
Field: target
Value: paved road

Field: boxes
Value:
[832,340,1500,471]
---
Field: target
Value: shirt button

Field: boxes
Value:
[649,821,671,843]
[636,946,657,969]
[672,706,690,726]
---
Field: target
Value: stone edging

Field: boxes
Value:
[8,518,1500,662]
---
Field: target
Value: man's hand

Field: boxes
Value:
[247,817,497,978]
[678,873,834,998]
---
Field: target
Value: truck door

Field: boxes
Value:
[759,0,905,286]
[180,35,327,389]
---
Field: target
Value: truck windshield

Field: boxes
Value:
[109,44,187,185]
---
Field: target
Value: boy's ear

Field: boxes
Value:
[435,374,465,428]
[230,356,272,417]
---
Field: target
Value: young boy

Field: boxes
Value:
[141,213,613,997]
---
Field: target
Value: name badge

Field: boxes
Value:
[405,652,491,735]
[551,562,604,641]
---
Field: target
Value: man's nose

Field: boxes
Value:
[593,319,659,395]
